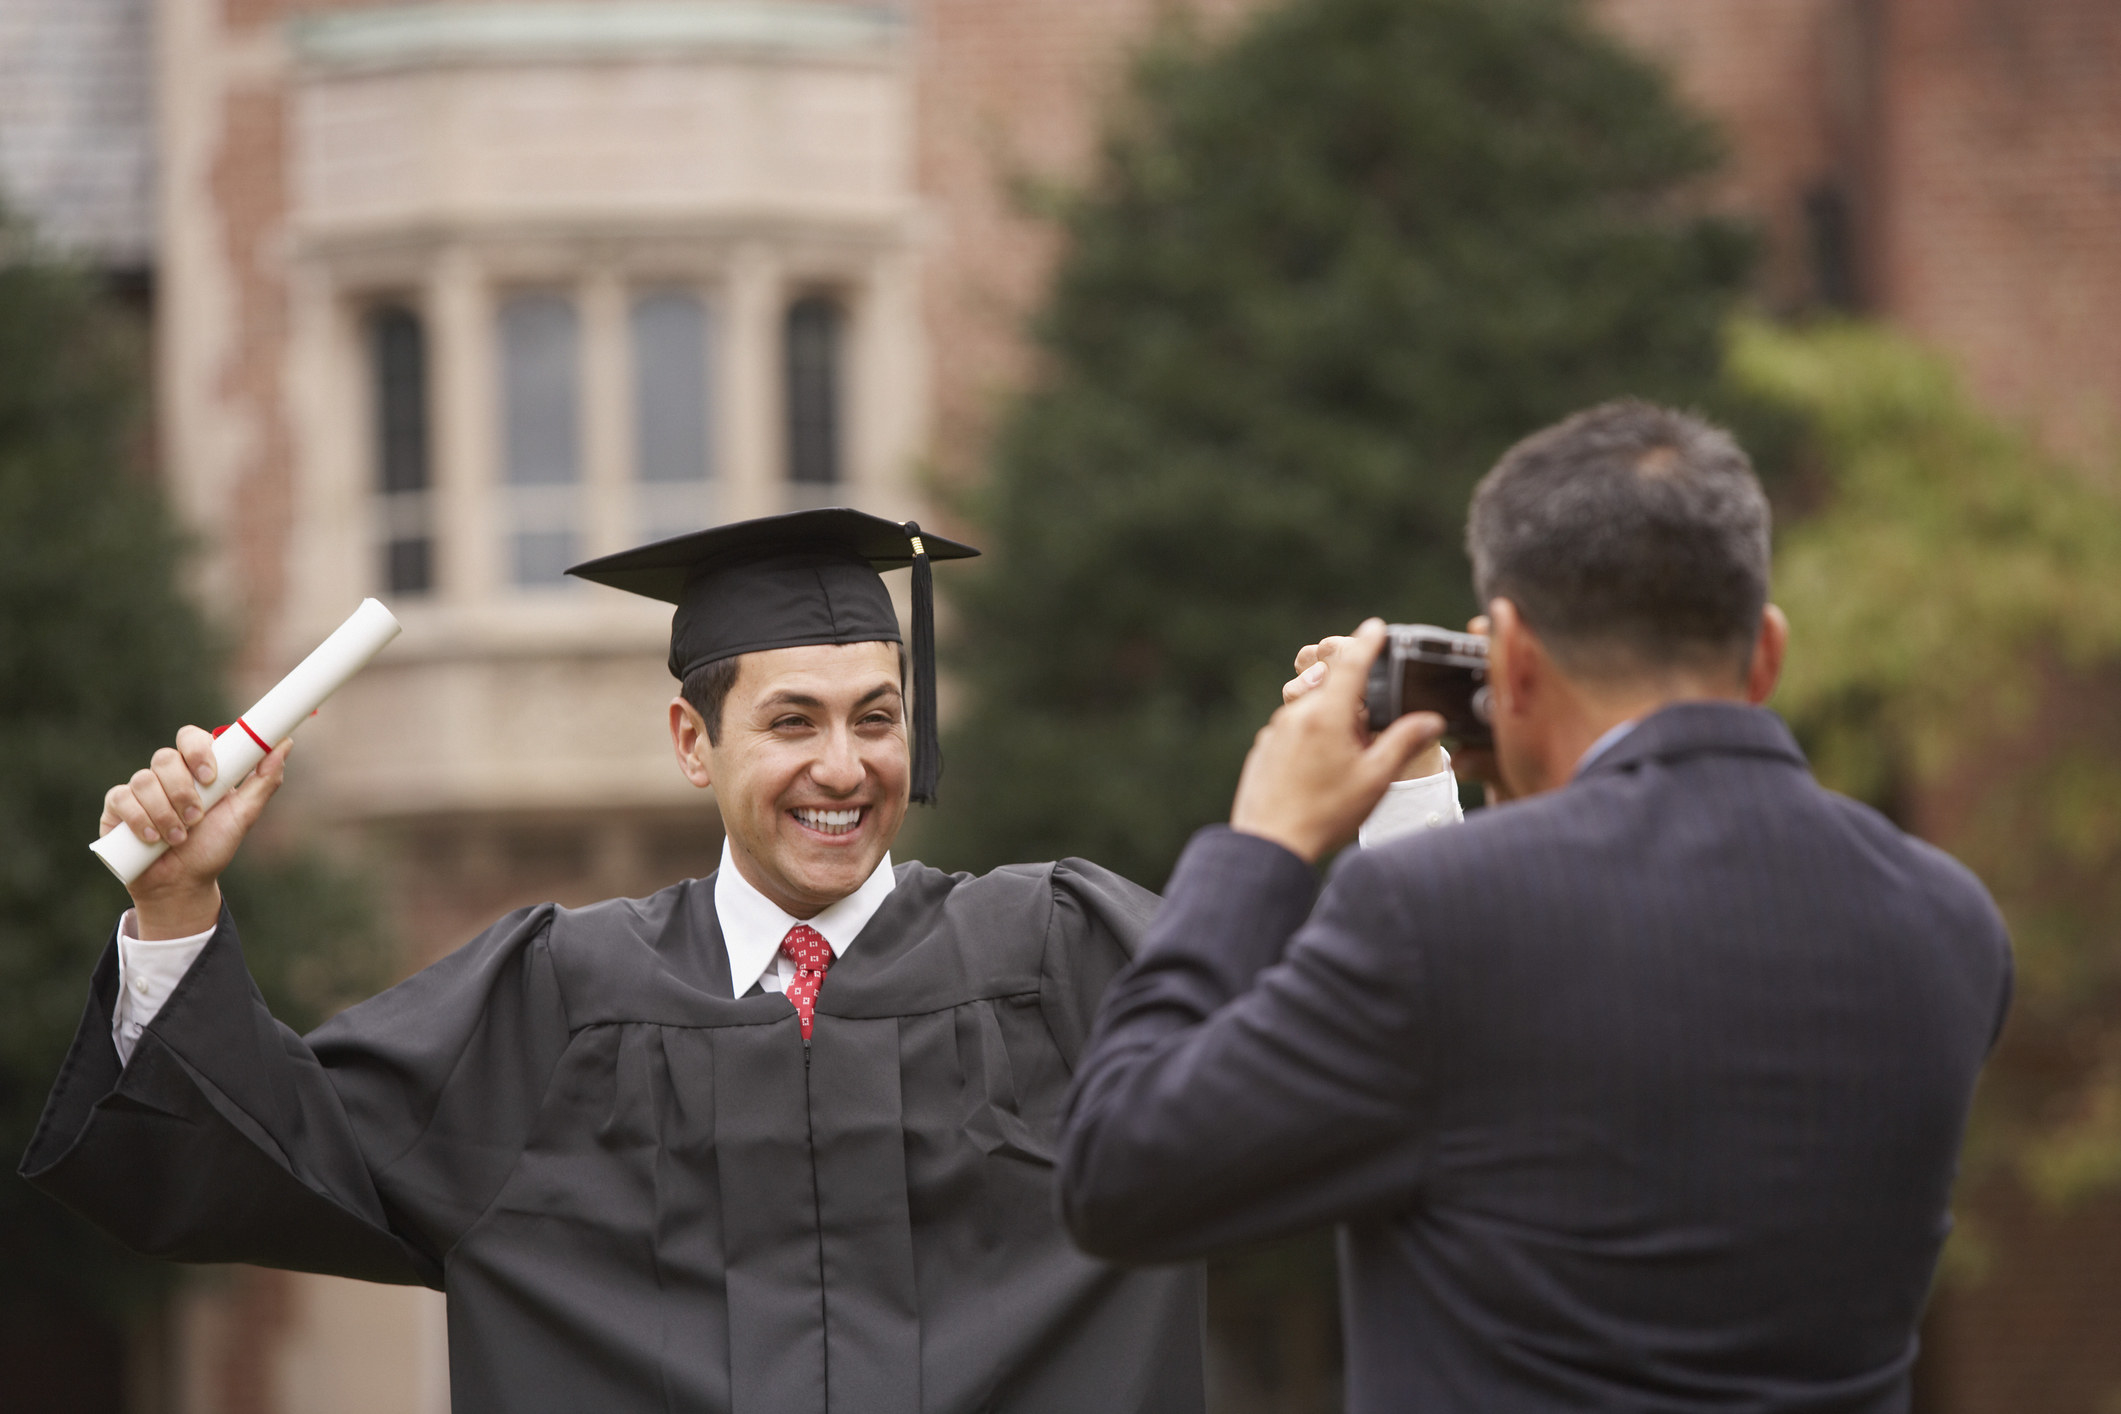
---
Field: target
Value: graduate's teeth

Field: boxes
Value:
[795,807,863,835]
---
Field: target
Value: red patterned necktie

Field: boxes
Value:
[779,924,834,1041]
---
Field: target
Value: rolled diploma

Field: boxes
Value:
[90,598,403,885]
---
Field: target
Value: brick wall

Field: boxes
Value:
[1595,0,1843,308]
[1871,0,2121,464]
[912,0,1257,485]
[1601,0,2120,462]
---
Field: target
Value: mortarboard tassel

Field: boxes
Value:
[905,521,942,805]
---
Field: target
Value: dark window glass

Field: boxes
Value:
[369,304,433,596]
[784,294,842,486]
[372,306,428,493]
[386,537,432,597]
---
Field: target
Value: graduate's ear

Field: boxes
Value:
[670,697,715,789]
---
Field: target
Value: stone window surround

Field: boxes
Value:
[311,225,906,640]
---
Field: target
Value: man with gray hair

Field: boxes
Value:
[1058,401,2012,1412]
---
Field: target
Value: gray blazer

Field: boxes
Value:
[1060,702,2010,1412]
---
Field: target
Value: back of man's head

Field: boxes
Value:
[1466,400,1770,683]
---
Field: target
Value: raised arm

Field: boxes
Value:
[20,901,573,1286]
[1059,621,1449,1260]
[27,729,573,1283]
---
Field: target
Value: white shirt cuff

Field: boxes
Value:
[112,909,217,1065]
[1358,751,1465,849]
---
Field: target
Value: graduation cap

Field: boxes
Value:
[566,508,979,804]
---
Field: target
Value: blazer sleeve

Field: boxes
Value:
[1058,827,1434,1262]
[18,904,574,1287]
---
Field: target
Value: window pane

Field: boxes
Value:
[500,293,580,486]
[632,291,710,484]
[386,537,433,595]
[369,303,433,597]
[498,293,581,587]
[371,305,428,494]
[784,294,841,486]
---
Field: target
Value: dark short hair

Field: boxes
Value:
[680,642,910,745]
[1466,400,1770,679]
[681,655,746,745]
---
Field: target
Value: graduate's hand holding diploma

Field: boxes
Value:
[92,597,403,938]
[100,732,292,938]
[1235,618,1445,863]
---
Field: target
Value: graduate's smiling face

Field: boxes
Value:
[670,640,909,918]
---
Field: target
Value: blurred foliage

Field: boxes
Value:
[0,213,391,1313]
[1736,318,2121,1216]
[923,0,1755,886]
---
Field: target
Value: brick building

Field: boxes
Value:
[2,0,2115,1410]
[0,0,155,270]
[1604,0,2121,465]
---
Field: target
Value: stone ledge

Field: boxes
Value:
[292,1,905,73]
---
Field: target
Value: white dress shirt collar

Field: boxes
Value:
[1574,717,1640,777]
[713,837,897,999]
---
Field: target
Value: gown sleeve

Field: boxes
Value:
[18,903,574,1288]
[1036,858,1161,1070]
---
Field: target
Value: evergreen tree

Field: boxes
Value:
[0,216,388,1317]
[924,0,1755,886]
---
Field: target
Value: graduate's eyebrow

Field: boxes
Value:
[759,683,903,714]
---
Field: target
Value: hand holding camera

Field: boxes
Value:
[1234,620,1447,863]
[1286,617,1509,797]
[1283,637,1444,783]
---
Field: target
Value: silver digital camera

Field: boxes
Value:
[1363,624,1492,747]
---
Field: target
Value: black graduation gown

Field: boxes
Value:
[19,859,1204,1414]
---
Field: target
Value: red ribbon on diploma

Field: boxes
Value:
[212,719,273,753]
